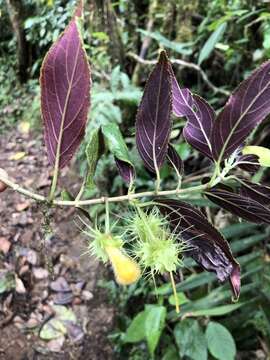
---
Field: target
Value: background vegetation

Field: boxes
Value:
[1,0,270,359]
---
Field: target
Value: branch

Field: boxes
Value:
[128,52,230,97]
[0,172,208,207]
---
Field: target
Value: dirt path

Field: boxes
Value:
[0,127,114,359]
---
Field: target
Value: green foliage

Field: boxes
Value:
[85,128,100,190]
[174,319,207,360]
[198,22,227,65]
[2,1,270,358]
[206,321,236,360]
[124,305,167,357]
[101,123,133,166]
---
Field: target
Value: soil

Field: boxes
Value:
[0,126,115,360]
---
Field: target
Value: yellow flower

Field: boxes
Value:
[105,246,141,285]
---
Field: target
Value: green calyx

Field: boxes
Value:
[85,226,123,263]
[128,207,185,275]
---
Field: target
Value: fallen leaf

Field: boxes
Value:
[47,336,65,352]
[15,201,30,212]
[50,277,70,293]
[52,292,73,305]
[9,152,26,161]
[15,276,26,294]
[18,121,30,134]
[53,305,76,323]
[81,290,93,301]
[40,318,67,340]
[0,237,11,255]
[33,267,49,280]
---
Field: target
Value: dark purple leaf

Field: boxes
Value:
[205,186,270,224]
[167,144,184,175]
[40,2,91,169]
[236,154,260,174]
[239,180,270,206]
[158,199,240,300]
[211,61,270,161]
[115,158,135,185]
[135,51,172,173]
[170,70,215,159]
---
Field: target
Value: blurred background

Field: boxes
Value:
[1,0,270,359]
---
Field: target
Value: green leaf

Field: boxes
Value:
[174,319,207,360]
[52,305,77,323]
[187,302,244,317]
[123,311,147,343]
[85,127,100,189]
[206,321,236,360]
[137,29,194,55]
[101,123,132,165]
[40,318,67,340]
[198,22,227,65]
[169,292,189,306]
[162,345,179,360]
[144,305,167,356]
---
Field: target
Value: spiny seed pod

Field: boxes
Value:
[126,206,187,313]
[0,169,8,193]
[128,207,186,275]
[84,225,141,285]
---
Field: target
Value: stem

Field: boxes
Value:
[105,198,110,233]
[0,174,209,207]
[170,271,180,314]
[75,179,86,203]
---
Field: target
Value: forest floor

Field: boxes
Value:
[0,125,115,360]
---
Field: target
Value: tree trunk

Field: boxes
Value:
[5,0,29,83]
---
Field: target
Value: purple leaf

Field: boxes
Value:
[239,180,270,206]
[167,144,184,175]
[158,199,240,300]
[211,61,270,161]
[170,70,215,159]
[40,2,91,169]
[236,154,260,174]
[115,158,135,185]
[135,51,172,173]
[205,186,270,224]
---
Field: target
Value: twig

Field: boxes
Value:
[128,52,230,97]
[0,172,208,207]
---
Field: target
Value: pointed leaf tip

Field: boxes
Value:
[230,264,240,301]
[136,52,172,173]
[170,68,215,159]
[158,199,240,298]
[41,2,91,169]
[211,61,270,161]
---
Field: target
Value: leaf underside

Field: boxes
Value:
[171,70,214,159]
[41,4,91,168]
[211,61,270,161]
[158,198,240,299]
[136,51,172,173]
[167,144,184,175]
[206,186,270,224]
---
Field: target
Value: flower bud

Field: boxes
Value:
[105,246,141,285]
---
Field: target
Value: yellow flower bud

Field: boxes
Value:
[242,145,270,167]
[105,246,141,285]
